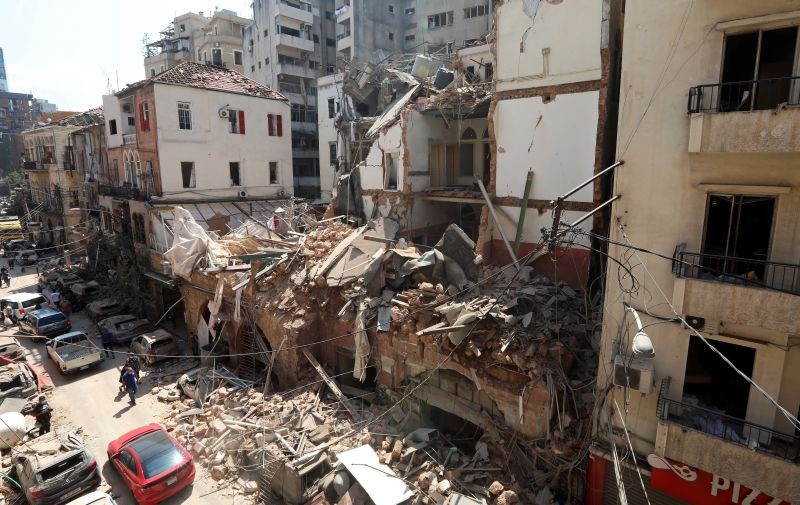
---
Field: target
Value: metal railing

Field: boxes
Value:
[674,250,800,295]
[98,184,148,201]
[659,397,800,462]
[122,133,137,145]
[688,76,800,114]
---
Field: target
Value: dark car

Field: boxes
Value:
[107,424,195,505]
[97,315,154,346]
[14,448,101,505]
[18,308,71,342]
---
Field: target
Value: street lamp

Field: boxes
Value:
[623,302,655,359]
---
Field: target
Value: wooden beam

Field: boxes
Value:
[302,349,358,419]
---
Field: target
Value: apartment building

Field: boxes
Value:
[143,10,250,78]
[0,91,35,175]
[243,0,337,200]
[589,2,800,504]
[21,108,104,246]
[334,0,494,62]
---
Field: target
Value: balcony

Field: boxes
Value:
[336,34,352,52]
[23,161,44,171]
[275,63,317,80]
[656,392,800,501]
[276,1,313,24]
[275,33,314,52]
[673,251,800,335]
[687,76,800,154]
[122,133,137,145]
[99,184,148,201]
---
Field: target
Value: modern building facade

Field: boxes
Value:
[0,91,34,175]
[244,0,337,200]
[589,2,800,504]
[0,48,7,92]
[144,10,250,78]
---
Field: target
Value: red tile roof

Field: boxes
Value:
[120,62,286,102]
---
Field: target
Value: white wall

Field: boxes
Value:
[153,83,293,199]
[358,123,403,192]
[495,0,602,92]
[102,95,123,149]
[317,74,342,202]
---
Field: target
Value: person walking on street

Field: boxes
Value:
[101,331,114,358]
[50,290,60,307]
[119,354,141,391]
[24,395,52,436]
[59,297,71,317]
[122,366,138,405]
[0,267,8,288]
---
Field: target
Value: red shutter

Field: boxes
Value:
[238,110,245,134]
[276,114,283,137]
[267,114,274,136]
[138,103,145,131]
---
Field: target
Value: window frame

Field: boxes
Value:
[229,162,241,187]
[269,161,279,185]
[180,161,196,188]
[177,102,192,131]
[234,50,243,66]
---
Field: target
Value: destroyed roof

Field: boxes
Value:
[119,62,287,101]
[28,107,104,130]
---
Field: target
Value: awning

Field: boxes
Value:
[144,270,178,288]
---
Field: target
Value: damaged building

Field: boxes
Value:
[321,0,622,290]
[162,204,600,502]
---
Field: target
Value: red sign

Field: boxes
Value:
[648,455,790,505]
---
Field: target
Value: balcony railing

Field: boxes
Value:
[658,397,800,462]
[99,184,148,201]
[122,133,137,145]
[674,250,800,295]
[688,76,800,114]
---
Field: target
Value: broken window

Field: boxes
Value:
[405,7,415,15]
[388,32,395,41]
[329,143,337,166]
[428,11,454,28]
[109,120,117,135]
[701,194,775,280]
[720,26,799,111]
[234,51,243,65]
[326,37,335,47]
[178,102,192,130]
[459,128,477,177]
[383,152,398,190]
[267,114,283,136]
[269,162,279,184]
[229,162,241,186]
[405,34,415,42]
[181,162,196,188]
[464,5,489,19]
[328,98,335,118]
[228,110,245,134]
[485,62,493,81]
[388,4,394,14]
[683,335,754,420]
[132,213,146,244]
[150,68,156,78]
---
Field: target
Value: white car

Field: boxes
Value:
[65,491,117,505]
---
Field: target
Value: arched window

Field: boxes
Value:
[123,151,133,186]
[133,151,141,188]
[461,127,477,140]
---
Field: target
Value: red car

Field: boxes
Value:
[106,424,195,505]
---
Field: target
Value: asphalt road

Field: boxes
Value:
[3,268,230,505]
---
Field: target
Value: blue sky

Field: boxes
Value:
[1,0,252,111]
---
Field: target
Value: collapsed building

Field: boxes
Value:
[163,206,600,502]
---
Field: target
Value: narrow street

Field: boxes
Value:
[3,269,227,505]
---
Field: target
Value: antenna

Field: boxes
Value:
[115,70,119,92]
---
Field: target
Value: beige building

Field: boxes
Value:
[590,2,800,505]
[144,9,250,78]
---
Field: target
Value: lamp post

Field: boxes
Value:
[623,301,655,359]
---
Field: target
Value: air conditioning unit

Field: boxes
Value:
[239,190,247,198]
[613,355,655,395]
[219,109,230,118]
[122,104,132,113]
[214,42,221,48]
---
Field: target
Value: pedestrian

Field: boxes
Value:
[23,395,52,436]
[59,297,71,317]
[0,267,8,288]
[3,305,13,327]
[119,354,141,391]
[122,366,138,405]
[101,331,114,358]
[50,290,60,307]
[8,257,14,270]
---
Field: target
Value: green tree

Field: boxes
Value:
[88,230,155,318]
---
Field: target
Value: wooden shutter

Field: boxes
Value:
[276,114,283,137]
[267,114,274,136]
[139,103,145,131]
[238,110,245,134]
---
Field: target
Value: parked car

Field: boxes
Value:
[46,332,104,374]
[0,362,37,402]
[0,293,50,322]
[13,448,101,505]
[0,336,25,361]
[65,491,118,505]
[130,329,179,365]
[3,239,29,257]
[67,281,101,311]
[86,298,124,321]
[52,273,83,290]
[14,250,39,265]
[18,308,71,342]
[107,424,195,505]
[97,315,154,346]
